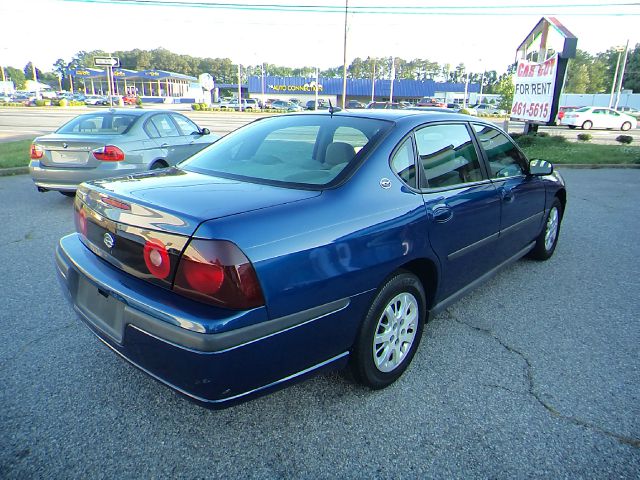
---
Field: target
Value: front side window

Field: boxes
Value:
[181,115,392,187]
[149,114,180,137]
[473,124,526,179]
[172,114,200,135]
[415,123,483,188]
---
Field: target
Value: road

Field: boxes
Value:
[1,106,638,144]
[0,170,638,478]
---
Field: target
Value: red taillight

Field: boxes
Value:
[30,144,44,159]
[75,207,87,236]
[174,239,264,309]
[143,239,171,280]
[93,145,125,162]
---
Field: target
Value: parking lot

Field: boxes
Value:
[1,168,638,478]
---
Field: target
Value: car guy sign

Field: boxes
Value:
[511,55,558,123]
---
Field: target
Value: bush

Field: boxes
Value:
[136,97,142,106]
[537,131,549,137]
[577,133,592,142]
[616,135,633,145]
[192,103,201,111]
[515,135,536,147]
[458,108,472,115]
[58,99,68,107]
[549,135,567,144]
[35,99,46,107]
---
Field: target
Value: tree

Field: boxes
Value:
[5,67,26,89]
[495,74,514,111]
[621,43,640,92]
[23,62,43,81]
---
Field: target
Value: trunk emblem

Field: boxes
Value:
[103,233,115,249]
[380,178,392,189]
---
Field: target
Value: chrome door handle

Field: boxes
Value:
[431,204,453,223]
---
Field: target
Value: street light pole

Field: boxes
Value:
[341,0,348,109]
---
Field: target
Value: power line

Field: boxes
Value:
[62,0,640,15]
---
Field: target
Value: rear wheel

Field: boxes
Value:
[529,198,563,260]
[581,120,593,130]
[621,121,632,131]
[150,160,168,170]
[349,272,426,389]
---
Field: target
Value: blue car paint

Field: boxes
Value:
[56,110,567,407]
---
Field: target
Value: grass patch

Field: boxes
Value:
[517,135,640,165]
[0,139,33,168]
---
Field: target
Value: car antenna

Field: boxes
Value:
[328,99,334,117]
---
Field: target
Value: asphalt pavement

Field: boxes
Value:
[0,170,638,478]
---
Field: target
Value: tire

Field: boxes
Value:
[568,125,576,129]
[621,121,632,131]
[59,191,75,198]
[529,197,563,261]
[581,120,593,130]
[150,160,168,170]
[349,271,426,389]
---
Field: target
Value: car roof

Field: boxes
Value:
[77,108,171,118]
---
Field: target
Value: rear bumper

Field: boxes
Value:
[56,234,354,408]
[30,161,144,191]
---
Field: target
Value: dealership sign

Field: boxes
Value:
[511,54,558,123]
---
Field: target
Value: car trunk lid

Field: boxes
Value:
[36,134,120,168]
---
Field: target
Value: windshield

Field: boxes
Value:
[181,114,392,188]
[56,113,137,135]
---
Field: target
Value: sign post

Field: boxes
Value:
[94,57,120,107]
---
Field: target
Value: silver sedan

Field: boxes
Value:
[29,109,219,196]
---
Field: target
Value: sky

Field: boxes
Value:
[1,0,639,76]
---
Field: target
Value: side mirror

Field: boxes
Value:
[199,127,210,136]
[529,159,553,176]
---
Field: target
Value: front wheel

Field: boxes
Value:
[621,121,632,131]
[349,272,426,389]
[529,198,563,260]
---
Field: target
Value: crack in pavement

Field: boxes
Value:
[0,322,75,372]
[444,309,640,449]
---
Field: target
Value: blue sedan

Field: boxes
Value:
[56,110,566,408]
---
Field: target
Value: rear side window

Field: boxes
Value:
[56,113,136,135]
[415,123,483,188]
[390,138,417,188]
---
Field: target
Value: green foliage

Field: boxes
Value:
[4,67,26,89]
[616,135,633,144]
[515,135,536,147]
[519,135,640,164]
[192,103,201,110]
[577,133,592,141]
[495,75,514,111]
[58,99,68,107]
[458,108,472,115]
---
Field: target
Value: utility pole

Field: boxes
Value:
[609,47,624,108]
[371,59,376,103]
[389,57,395,103]
[614,40,629,109]
[237,63,242,111]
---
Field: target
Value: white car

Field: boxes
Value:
[560,106,637,131]
[84,95,108,106]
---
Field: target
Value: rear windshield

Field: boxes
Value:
[56,113,137,135]
[180,114,392,188]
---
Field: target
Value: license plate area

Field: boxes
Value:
[50,151,89,165]
[76,277,125,343]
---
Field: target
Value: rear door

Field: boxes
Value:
[472,124,546,260]
[145,113,189,164]
[412,122,502,299]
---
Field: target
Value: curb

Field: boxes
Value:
[0,167,29,177]
[555,164,640,169]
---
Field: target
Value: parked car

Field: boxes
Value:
[84,95,109,106]
[306,99,328,110]
[29,109,218,196]
[616,106,640,120]
[473,103,506,115]
[417,97,446,107]
[244,98,261,110]
[271,100,303,111]
[346,100,365,109]
[366,101,402,109]
[559,106,637,130]
[56,110,566,408]
[123,95,138,105]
